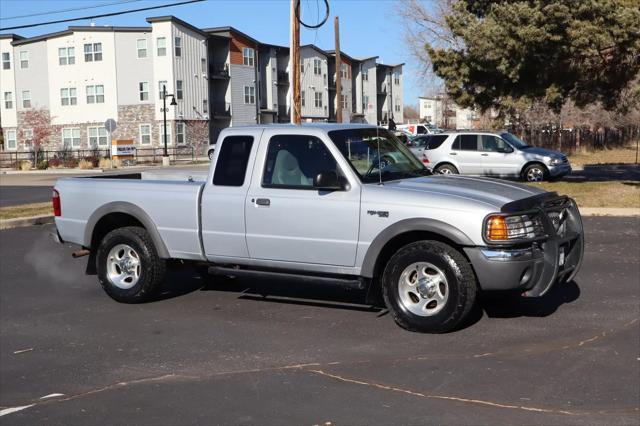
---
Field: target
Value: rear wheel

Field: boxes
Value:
[382,241,477,333]
[435,164,458,175]
[97,226,166,303]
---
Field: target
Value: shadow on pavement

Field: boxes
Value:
[566,164,639,182]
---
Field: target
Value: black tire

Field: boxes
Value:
[382,241,477,333]
[97,226,166,303]
[208,150,215,160]
[523,163,548,182]
[435,164,458,175]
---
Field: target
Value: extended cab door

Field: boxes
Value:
[201,129,263,259]
[244,129,360,267]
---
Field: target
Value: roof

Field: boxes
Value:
[203,26,260,45]
[324,49,357,63]
[357,55,379,62]
[11,26,151,46]
[377,62,405,68]
[300,44,329,57]
[0,34,24,41]
[146,15,208,37]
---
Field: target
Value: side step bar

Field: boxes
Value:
[207,266,367,290]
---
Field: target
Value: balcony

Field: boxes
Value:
[211,102,231,118]
[209,62,230,79]
[277,71,289,85]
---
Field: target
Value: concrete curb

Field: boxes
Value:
[0,215,54,230]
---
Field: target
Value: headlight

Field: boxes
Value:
[549,157,563,165]
[485,214,544,242]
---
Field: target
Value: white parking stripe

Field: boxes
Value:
[0,404,35,417]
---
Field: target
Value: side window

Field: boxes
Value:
[425,135,448,150]
[213,136,254,186]
[482,135,512,153]
[262,135,339,189]
[455,134,478,151]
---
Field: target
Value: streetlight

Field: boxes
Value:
[161,85,178,162]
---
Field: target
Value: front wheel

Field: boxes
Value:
[523,163,548,182]
[97,226,166,303]
[208,149,215,161]
[382,241,477,333]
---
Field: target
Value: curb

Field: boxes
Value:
[0,215,54,230]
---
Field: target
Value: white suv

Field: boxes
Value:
[420,131,571,182]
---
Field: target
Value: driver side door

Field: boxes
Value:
[244,131,361,267]
[480,135,519,177]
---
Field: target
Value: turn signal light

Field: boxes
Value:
[486,215,507,240]
[52,189,61,217]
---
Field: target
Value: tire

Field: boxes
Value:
[382,241,477,333]
[97,226,166,303]
[523,163,548,182]
[435,164,458,175]
[208,150,215,161]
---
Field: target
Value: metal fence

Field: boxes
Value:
[0,146,195,169]
[510,125,640,153]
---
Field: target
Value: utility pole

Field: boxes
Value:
[334,16,342,123]
[290,0,301,124]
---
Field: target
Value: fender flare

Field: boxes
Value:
[360,218,475,278]
[83,201,171,259]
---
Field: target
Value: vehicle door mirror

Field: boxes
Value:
[499,145,514,153]
[313,170,344,191]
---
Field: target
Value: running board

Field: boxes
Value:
[207,266,367,290]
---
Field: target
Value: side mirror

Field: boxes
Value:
[498,146,514,153]
[313,170,344,191]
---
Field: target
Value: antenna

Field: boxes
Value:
[376,126,383,186]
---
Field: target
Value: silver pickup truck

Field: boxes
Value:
[53,124,584,333]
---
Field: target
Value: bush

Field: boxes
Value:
[83,156,100,167]
[63,158,79,168]
[98,157,112,169]
[19,160,32,171]
[48,158,62,168]
[36,160,49,170]
[78,159,94,169]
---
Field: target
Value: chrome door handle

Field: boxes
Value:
[255,198,270,206]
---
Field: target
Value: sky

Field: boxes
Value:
[0,0,427,107]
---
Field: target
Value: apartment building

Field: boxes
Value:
[419,95,479,129]
[1,15,403,153]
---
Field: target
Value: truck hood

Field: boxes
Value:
[381,175,546,210]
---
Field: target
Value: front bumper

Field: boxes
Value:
[548,163,572,178]
[465,197,584,296]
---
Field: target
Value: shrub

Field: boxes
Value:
[36,160,49,170]
[19,160,32,171]
[78,159,94,169]
[83,156,100,167]
[63,158,79,168]
[98,158,112,169]
[48,157,62,168]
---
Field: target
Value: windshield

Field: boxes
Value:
[500,132,530,149]
[328,128,431,183]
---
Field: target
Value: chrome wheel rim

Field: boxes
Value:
[397,262,449,317]
[439,168,453,174]
[107,244,141,289]
[527,167,544,182]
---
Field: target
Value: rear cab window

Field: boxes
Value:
[213,136,254,186]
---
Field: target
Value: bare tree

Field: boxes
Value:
[18,108,52,165]
[403,105,420,121]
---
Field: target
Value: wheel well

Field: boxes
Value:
[521,161,548,176]
[371,230,465,282]
[434,162,457,171]
[90,213,145,249]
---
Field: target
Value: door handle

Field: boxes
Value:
[255,198,270,206]
[450,152,457,155]
[481,153,489,156]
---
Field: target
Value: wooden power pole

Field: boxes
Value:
[290,0,301,124]
[334,16,342,123]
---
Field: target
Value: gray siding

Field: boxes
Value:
[230,64,256,125]
[14,41,49,110]
[115,32,154,105]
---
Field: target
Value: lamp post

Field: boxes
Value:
[161,85,177,165]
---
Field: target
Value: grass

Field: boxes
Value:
[0,202,52,221]
[568,144,639,167]
[526,181,640,208]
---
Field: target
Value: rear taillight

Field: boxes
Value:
[52,189,61,217]
[422,153,430,164]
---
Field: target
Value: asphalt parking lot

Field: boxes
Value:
[0,217,638,425]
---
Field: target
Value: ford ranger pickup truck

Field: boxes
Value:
[52,124,584,333]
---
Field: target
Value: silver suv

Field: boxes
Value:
[419,131,571,182]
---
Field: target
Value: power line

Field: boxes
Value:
[0,0,205,31]
[0,0,145,22]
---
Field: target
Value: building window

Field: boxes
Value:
[159,124,172,146]
[203,99,208,114]
[395,98,400,112]
[58,47,75,65]
[300,59,304,74]
[242,47,254,66]
[176,122,185,145]
[1,52,9,70]
[243,85,255,104]
[340,63,348,79]
[363,95,369,111]
[158,80,167,99]
[176,80,183,100]
[201,58,207,73]
[6,130,17,150]
[136,39,147,58]
[341,94,349,110]
[4,92,12,109]
[394,74,400,85]
[86,85,104,104]
[301,90,305,107]
[157,37,166,56]
[21,90,31,108]
[84,43,102,62]
[314,92,322,108]
[139,124,151,145]
[139,82,149,101]
[23,128,33,148]
[19,51,28,69]
[313,58,321,75]
[362,69,368,81]
[62,128,81,148]
[60,88,77,106]
[174,37,182,57]
[88,127,108,147]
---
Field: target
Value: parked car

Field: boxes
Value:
[421,131,571,182]
[393,130,411,145]
[407,134,449,161]
[52,124,583,333]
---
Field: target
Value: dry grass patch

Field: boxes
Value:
[0,202,53,220]
[526,181,640,208]
[568,144,639,167]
